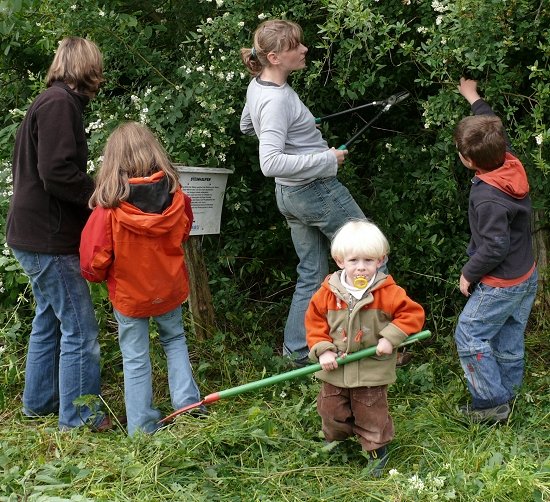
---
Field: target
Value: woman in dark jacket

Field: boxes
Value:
[7,37,109,430]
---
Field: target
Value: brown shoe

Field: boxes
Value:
[91,415,127,432]
[396,350,413,367]
[91,415,114,432]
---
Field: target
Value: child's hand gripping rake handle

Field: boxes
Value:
[160,329,430,424]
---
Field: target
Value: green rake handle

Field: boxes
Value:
[160,330,431,423]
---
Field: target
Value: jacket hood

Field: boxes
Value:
[475,152,529,199]
[325,269,393,300]
[112,171,184,237]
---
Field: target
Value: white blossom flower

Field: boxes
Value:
[206,17,213,23]
[409,474,425,491]
[436,15,443,25]
[432,476,445,488]
[389,468,399,476]
[535,133,543,145]
[417,26,428,34]
[98,9,105,16]
[258,13,266,20]
[70,4,77,10]
[279,391,287,398]
[216,0,224,6]
[85,119,104,134]
[431,0,448,12]
[238,21,245,27]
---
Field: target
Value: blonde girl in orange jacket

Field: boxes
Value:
[80,122,202,435]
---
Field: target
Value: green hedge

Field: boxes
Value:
[1,0,548,341]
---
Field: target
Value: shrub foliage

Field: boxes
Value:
[0,0,549,345]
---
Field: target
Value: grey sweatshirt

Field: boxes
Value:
[240,77,338,186]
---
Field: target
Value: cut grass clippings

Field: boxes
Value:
[0,330,549,501]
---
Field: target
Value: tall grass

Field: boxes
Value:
[0,322,549,501]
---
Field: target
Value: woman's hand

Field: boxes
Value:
[331,147,348,166]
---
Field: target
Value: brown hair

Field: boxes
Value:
[240,19,303,76]
[453,115,507,171]
[89,122,179,208]
[46,37,104,96]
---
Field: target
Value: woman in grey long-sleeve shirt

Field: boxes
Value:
[240,19,365,366]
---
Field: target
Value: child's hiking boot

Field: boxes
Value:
[459,402,510,423]
[367,445,389,477]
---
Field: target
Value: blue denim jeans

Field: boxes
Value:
[114,305,201,436]
[11,248,101,429]
[275,177,365,361]
[454,268,538,409]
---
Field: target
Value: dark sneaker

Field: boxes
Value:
[187,405,209,419]
[459,403,510,423]
[367,446,389,477]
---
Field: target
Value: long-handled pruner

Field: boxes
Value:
[159,329,430,424]
[315,91,410,150]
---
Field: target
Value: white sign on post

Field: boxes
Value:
[175,165,232,235]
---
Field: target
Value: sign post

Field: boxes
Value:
[176,166,232,339]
